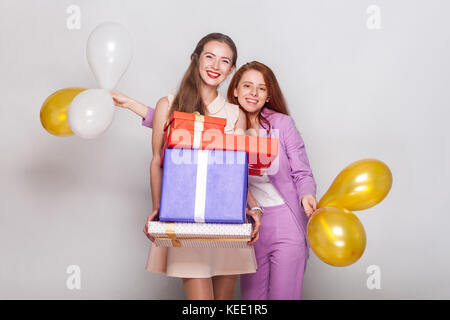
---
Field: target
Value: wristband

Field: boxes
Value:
[250,206,264,215]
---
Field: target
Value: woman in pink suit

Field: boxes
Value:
[112,60,317,300]
[227,61,317,299]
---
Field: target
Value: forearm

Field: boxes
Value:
[150,156,163,211]
[128,100,149,119]
[247,189,259,209]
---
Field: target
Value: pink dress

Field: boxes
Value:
[146,94,258,278]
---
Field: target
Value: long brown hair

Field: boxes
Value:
[170,33,237,116]
[227,61,289,132]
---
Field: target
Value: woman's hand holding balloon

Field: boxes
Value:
[301,194,317,218]
[111,91,136,109]
[110,91,149,118]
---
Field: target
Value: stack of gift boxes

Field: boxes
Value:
[147,111,278,248]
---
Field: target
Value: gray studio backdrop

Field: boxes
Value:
[1,0,449,299]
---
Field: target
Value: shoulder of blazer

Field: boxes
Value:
[261,108,290,127]
[271,114,301,151]
[268,113,294,133]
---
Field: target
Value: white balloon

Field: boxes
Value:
[86,22,133,90]
[68,89,115,139]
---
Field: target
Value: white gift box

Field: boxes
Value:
[148,221,252,248]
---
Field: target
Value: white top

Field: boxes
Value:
[248,173,285,207]
[247,128,285,207]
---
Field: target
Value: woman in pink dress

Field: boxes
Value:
[112,33,262,300]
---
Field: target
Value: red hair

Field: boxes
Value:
[227,61,289,132]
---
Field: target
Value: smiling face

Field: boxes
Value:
[198,40,235,87]
[233,69,269,115]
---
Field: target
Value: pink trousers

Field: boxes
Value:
[240,203,309,300]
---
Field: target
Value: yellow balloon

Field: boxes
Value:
[307,207,366,267]
[318,159,393,211]
[40,87,86,136]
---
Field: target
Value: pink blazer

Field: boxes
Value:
[141,107,317,247]
[258,107,316,247]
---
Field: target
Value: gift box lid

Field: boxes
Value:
[164,111,227,132]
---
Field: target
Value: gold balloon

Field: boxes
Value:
[40,87,86,136]
[307,207,366,267]
[318,159,393,211]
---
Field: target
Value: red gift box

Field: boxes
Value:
[161,111,278,174]
[163,111,227,149]
[161,111,227,165]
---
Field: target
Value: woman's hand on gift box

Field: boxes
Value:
[246,208,261,246]
[143,209,159,242]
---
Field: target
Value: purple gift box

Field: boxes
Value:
[159,148,248,224]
